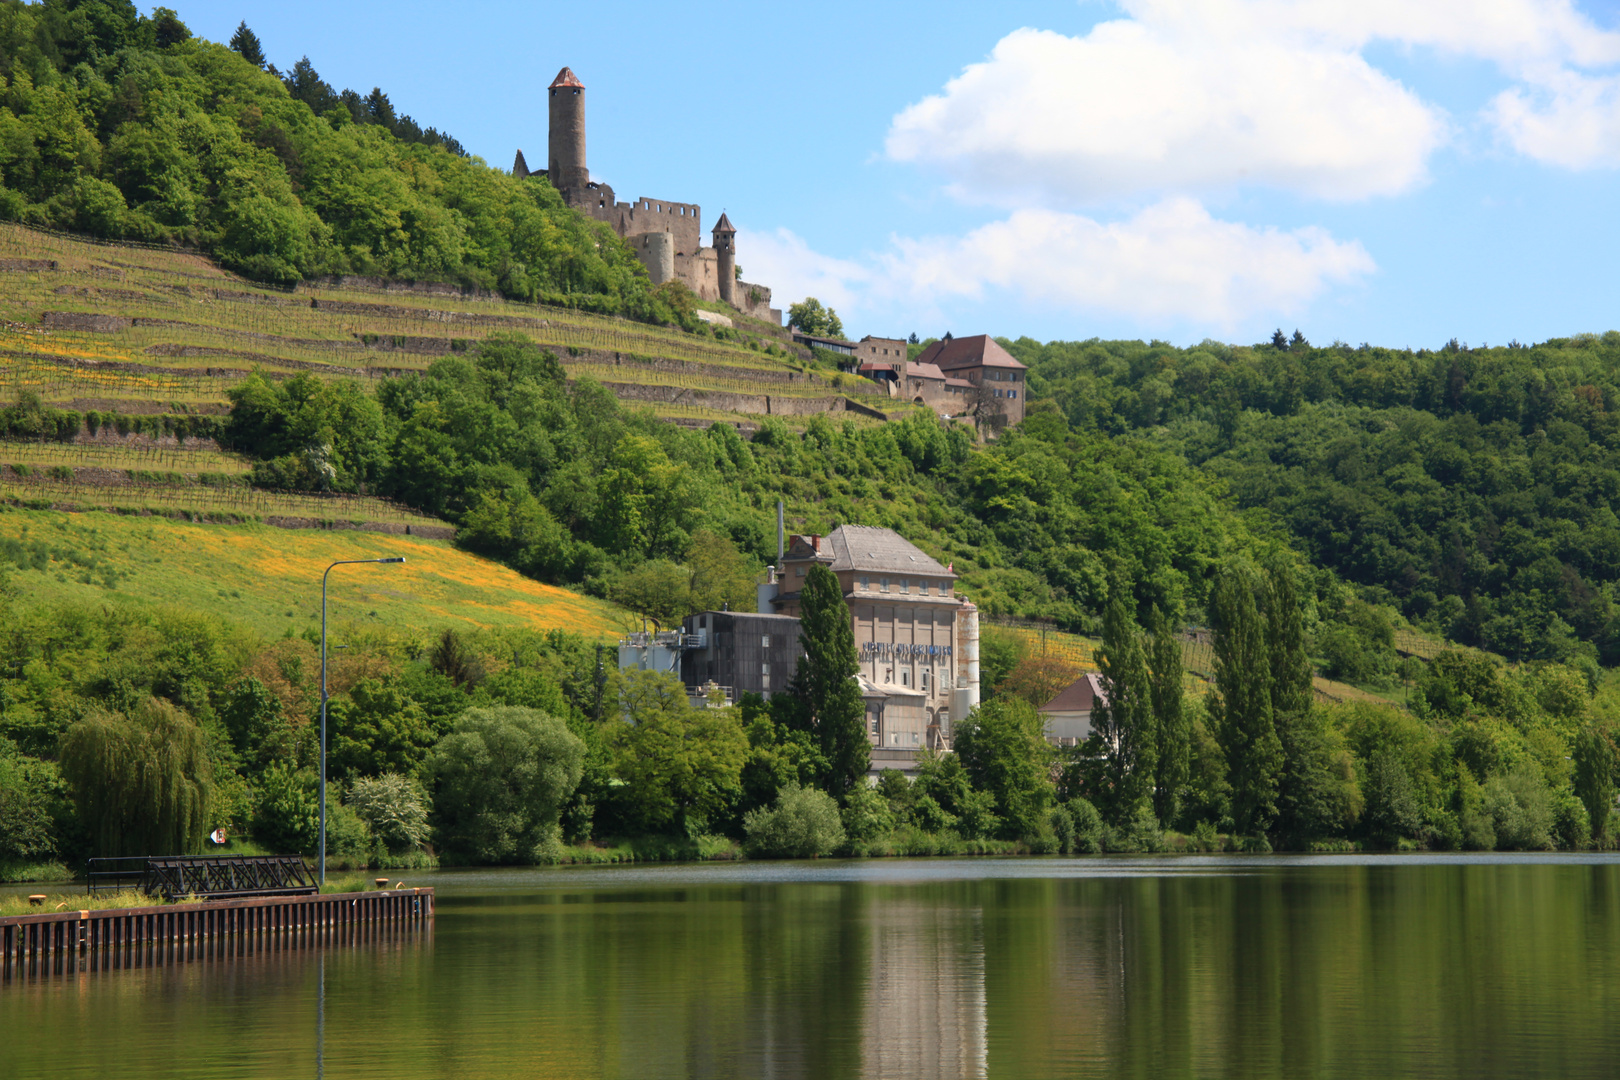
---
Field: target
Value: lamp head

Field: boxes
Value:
[379,557,406,564]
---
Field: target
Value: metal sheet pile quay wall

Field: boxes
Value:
[0,888,434,973]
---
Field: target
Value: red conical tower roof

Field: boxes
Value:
[550,67,584,89]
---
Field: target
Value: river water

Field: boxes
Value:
[5,854,1620,1079]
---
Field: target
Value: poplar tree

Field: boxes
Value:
[1210,564,1282,835]
[793,564,867,795]
[1094,598,1155,823]
[1574,725,1617,843]
[1265,557,1313,718]
[1149,606,1189,826]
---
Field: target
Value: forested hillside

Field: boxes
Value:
[1012,333,1620,665]
[0,1,682,319]
[220,334,1279,633]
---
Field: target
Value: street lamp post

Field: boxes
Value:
[321,556,405,885]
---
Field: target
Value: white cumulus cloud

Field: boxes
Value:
[1490,71,1620,167]
[886,22,1446,205]
[737,227,874,318]
[879,199,1374,330]
[744,200,1374,333]
[886,0,1620,206]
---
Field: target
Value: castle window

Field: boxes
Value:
[881,577,889,592]
[1010,390,1018,400]
[901,670,909,687]
[762,635,771,648]
[860,576,869,590]
[762,663,770,675]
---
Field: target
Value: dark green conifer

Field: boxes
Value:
[792,563,867,795]
[229,20,265,66]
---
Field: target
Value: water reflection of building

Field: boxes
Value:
[861,899,988,1079]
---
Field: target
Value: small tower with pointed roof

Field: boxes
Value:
[547,67,588,196]
[713,212,736,307]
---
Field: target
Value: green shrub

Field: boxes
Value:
[0,751,57,860]
[743,785,845,858]
[909,792,956,833]
[1067,797,1105,853]
[252,761,319,855]
[1553,789,1591,850]
[347,773,431,854]
[1484,770,1555,850]
[841,784,895,844]
[326,801,373,863]
[1105,805,1164,853]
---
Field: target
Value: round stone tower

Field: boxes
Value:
[712,212,736,307]
[547,67,588,196]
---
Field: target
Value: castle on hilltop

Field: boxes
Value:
[514,67,781,325]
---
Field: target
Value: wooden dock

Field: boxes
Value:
[1,887,433,979]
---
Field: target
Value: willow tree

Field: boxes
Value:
[60,699,213,858]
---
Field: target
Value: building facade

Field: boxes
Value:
[514,68,781,324]
[852,336,908,368]
[768,525,980,768]
[912,334,1029,426]
[1038,673,1107,747]
[620,525,984,776]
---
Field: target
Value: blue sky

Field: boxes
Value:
[188,1,1620,349]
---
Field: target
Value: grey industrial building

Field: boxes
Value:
[679,611,803,699]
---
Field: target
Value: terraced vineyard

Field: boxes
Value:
[0,223,894,431]
[0,223,923,543]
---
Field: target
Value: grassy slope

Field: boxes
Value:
[0,509,627,639]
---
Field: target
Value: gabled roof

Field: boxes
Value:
[915,334,1026,372]
[512,149,530,177]
[824,525,952,578]
[712,212,735,234]
[550,67,584,89]
[945,377,974,388]
[1041,673,1108,714]
[793,332,855,348]
[905,362,945,381]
